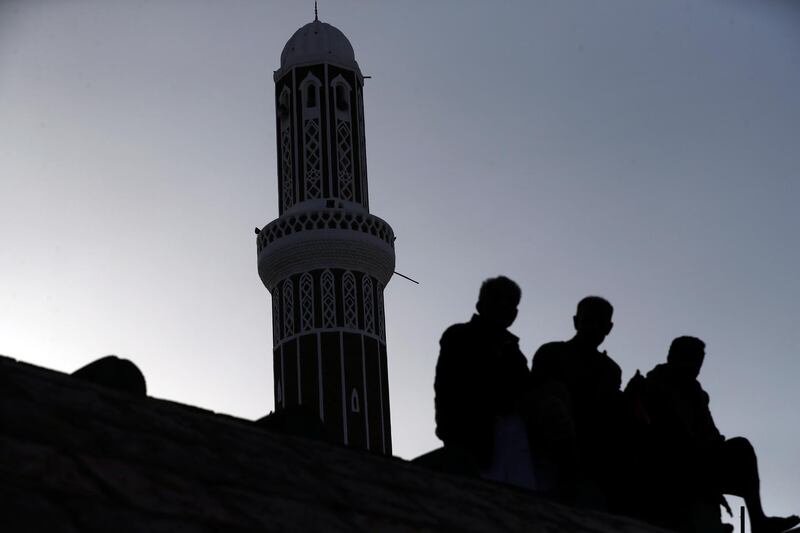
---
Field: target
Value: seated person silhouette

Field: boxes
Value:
[643,336,799,533]
[430,276,532,487]
[529,296,624,507]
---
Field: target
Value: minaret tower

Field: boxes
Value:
[257,15,395,454]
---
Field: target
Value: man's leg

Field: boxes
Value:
[717,437,799,533]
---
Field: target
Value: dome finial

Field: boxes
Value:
[314,1,319,22]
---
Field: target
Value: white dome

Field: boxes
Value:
[280,20,360,73]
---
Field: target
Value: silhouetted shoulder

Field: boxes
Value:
[529,342,569,388]
[437,322,473,368]
[435,320,479,390]
[530,341,566,369]
[532,341,567,359]
[440,322,472,343]
[645,362,668,381]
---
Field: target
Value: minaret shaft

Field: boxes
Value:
[275,64,368,214]
[270,269,390,452]
[258,19,394,454]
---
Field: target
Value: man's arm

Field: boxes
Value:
[604,352,622,391]
[433,325,469,442]
[697,387,725,444]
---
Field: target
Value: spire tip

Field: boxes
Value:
[314,2,319,22]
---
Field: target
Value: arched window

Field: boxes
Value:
[306,86,316,108]
[350,388,361,413]
[300,73,321,111]
[335,84,350,112]
[278,86,291,122]
[331,75,351,117]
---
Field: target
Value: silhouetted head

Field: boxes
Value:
[72,355,147,396]
[667,336,706,379]
[572,296,613,348]
[475,276,521,329]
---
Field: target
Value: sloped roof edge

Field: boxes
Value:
[0,355,670,532]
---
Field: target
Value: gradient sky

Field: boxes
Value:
[1,0,797,527]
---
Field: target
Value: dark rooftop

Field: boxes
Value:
[0,355,671,532]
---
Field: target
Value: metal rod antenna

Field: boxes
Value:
[741,506,745,533]
[394,271,419,284]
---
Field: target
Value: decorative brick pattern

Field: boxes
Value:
[281,128,294,211]
[342,271,358,329]
[299,273,315,332]
[357,90,368,209]
[336,119,354,201]
[321,270,336,328]
[377,282,386,341]
[303,118,322,200]
[272,288,281,347]
[282,279,294,338]
[362,276,375,334]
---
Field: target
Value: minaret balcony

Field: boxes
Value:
[257,207,396,291]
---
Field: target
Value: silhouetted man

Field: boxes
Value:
[644,336,799,533]
[433,276,530,481]
[529,296,623,506]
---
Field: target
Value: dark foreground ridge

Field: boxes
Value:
[0,355,670,533]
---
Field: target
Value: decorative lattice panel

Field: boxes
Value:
[362,276,375,334]
[336,119,354,201]
[377,282,386,340]
[282,279,294,338]
[357,91,368,205]
[281,127,293,211]
[321,270,336,328]
[343,271,358,328]
[299,272,314,332]
[304,118,322,200]
[272,289,281,346]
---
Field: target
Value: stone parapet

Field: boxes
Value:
[257,208,394,253]
[257,209,396,291]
